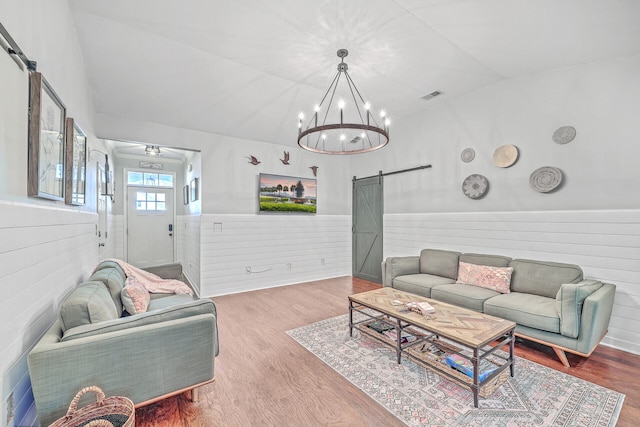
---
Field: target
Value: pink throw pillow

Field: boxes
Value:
[121,281,150,314]
[456,261,513,294]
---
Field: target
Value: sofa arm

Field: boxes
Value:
[28,313,216,426]
[142,262,183,280]
[555,279,604,338]
[575,282,616,354]
[61,298,218,355]
[383,256,419,287]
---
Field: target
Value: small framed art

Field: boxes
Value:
[28,72,67,201]
[190,177,199,202]
[64,118,87,205]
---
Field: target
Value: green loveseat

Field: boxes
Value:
[382,249,616,367]
[28,261,219,425]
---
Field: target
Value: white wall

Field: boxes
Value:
[0,2,107,425]
[351,57,640,355]
[96,115,354,295]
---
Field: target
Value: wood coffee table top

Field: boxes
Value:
[349,287,516,348]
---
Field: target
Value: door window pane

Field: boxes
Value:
[158,174,173,187]
[128,172,144,185]
[143,173,158,186]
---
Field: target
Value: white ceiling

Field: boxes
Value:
[69,0,640,152]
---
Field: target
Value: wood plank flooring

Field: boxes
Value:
[136,277,640,426]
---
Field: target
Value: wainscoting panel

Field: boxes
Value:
[0,202,99,427]
[200,214,351,296]
[383,209,640,355]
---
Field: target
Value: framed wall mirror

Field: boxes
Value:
[28,72,66,201]
[64,118,87,205]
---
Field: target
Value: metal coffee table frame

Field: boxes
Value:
[348,290,515,408]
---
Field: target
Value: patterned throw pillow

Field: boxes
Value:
[121,280,150,315]
[456,261,513,294]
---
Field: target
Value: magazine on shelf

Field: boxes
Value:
[382,329,417,343]
[445,351,497,381]
[366,320,395,333]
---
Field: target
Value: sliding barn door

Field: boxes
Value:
[352,175,383,283]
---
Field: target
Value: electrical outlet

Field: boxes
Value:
[213,222,222,232]
[5,392,14,426]
[286,263,291,270]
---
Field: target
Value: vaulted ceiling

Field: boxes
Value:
[69,0,640,149]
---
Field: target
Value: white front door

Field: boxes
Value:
[127,186,175,267]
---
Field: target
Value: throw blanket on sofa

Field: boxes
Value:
[102,259,193,296]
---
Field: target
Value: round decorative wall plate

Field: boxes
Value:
[530,166,563,193]
[462,174,489,199]
[461,148,475,163]
[492,144,519,168]
[552,126,576,144]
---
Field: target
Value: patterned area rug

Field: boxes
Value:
[287,313,625,427]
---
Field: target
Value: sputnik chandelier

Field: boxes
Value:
[297,49,390,154]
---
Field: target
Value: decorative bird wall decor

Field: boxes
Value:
[280,151,290,165]
[247,155,261,165]
[310,166,318,176]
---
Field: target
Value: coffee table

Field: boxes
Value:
[348,287,516,407]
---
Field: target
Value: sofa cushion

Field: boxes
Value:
[456,262,513,294]
[392,274,455,298]
[460,253,511,267]
[484,292,560,333]
[59,282,119,332]
[431,283,500,312]
[93,261,127,280]
[419,249,461,280]
[121,282,151,315]
[509,259,583,298]
[90,267,127,317]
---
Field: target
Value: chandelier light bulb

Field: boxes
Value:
[298,112,305,120]
[321,133,327,140]
[364,102,371,110]
[338,99,346,109]
[379,110,386,118]
[314,104,320,112]
[340,133,346,141]
[384,118,391,127]
[361,132,366,138]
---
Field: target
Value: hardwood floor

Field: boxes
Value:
[136,277,640,426]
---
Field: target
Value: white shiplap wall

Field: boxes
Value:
[384,209,640,355]
[0,202,99,426]
[200,214,351,296]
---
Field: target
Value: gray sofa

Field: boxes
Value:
[382,249,616,367]
[28,260,219,426]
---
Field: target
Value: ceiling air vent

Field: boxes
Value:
[421,90,444,101]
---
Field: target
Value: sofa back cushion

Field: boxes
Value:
[459,253,512,267]
[90,267,126,317]
[58,281,119,332]
[509,259,583,298]
[419,249,461,280]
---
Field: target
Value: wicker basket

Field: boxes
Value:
[49,386,134,427]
